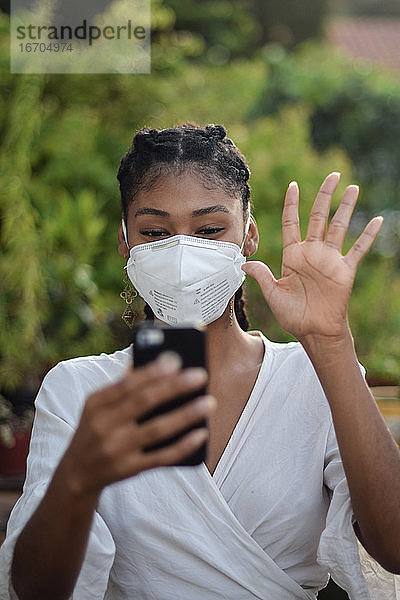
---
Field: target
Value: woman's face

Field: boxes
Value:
[118,170,258,258]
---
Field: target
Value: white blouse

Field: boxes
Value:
[0,331,399,599]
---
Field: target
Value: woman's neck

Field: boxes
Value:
[152,305,263,377]
[205,307,263,378]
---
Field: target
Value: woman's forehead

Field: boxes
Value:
[131,171,241,217]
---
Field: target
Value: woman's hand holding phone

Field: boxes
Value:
[59,353,215,498]
[12,352,214,600]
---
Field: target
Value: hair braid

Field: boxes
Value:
[234,285,249,332]
[118,123,252,331]
[144,302,155,322]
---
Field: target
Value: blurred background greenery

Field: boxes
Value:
[1,0,399,400]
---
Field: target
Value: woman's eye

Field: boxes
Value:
[140,227,224,237]
[198,227,224,235]
[140,230,168,237]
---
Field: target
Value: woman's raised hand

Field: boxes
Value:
[242,173,383,343]
[60,354,215,497]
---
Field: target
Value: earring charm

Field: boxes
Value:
[120,275,138,328]
[229,297,234,326]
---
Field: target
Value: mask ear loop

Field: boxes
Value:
[240,207,251,253]
[120,219,138,327]
[122,219,129,248]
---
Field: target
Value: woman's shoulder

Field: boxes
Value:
[36,346,132,415]
[59,345,132,373]
[51,345,131,379]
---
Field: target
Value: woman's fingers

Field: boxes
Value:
[84,362,209,435]
[72,366,215,488]
[137,395,215,450]
[344,216,383,270]
[127,367,208,420]
[282,181,301,249]
[87,352,183,410]
[325,185,359,251]
[101,394,215,477]
[242,261,277,304]
[306,172,341,242]
[139,427,210,471]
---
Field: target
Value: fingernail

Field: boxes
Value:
[288,181,298,188]
[156,351,182,374]
[183,368,208,384]
[330,171,341,178]
[188,428,208,445]
[195,395,217,413]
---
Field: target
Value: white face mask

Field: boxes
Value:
[123,209,251,327]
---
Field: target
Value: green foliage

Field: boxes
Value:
[311,80,400,219]
[0,74,46,389]
[161,0,329,58]
[246,0,329,48]
[249,43,400,220]
[158,0,257,59]
[350,257,400,381]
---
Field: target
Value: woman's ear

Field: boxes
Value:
[244,216,259,258]
[117,221,130,259]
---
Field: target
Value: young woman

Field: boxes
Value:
[1,123,400,600]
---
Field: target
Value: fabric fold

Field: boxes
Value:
[99,465,314,600]
[317,418,399,600]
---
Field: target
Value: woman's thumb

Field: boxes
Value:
[242,261,277,302]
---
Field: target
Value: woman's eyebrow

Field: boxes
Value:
[192,205,230,217]
[134,205,231,218]
[134,207,169,217]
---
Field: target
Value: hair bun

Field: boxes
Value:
[205,124,226,141]
[137,127,158,136]
[133,127,159,151]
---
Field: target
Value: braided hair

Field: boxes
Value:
[117,123,252,331]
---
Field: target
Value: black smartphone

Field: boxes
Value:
[132,322,208,466]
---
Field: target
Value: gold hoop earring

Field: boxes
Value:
[229,297,234,327]
[120,275,138,328]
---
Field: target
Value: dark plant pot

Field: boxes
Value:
[0,431,31,477]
